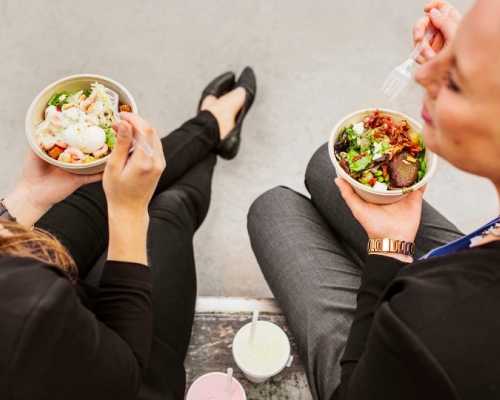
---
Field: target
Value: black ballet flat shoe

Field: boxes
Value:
[198,71,236,112]
[216,66,257,160]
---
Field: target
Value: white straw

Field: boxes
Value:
[249,310,259,345]
[225,368,233,399]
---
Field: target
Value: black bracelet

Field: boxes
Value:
[0,199,17,223]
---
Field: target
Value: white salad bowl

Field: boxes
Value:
[328,108,438,205]
[25,74,138,175]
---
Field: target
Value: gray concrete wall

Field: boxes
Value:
[1,0,494,298]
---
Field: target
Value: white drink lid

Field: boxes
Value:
[232,320,291,378]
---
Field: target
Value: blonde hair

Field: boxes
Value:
[0,220,77,281]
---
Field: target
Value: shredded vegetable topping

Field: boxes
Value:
[334,110,427,190]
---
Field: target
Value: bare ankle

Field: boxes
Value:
[203,88,246,139]
[200,95,217,111]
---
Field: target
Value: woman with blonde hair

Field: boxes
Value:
[248,1,500,399]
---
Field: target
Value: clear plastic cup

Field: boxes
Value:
[186,372,246,400]
[232,320,292,383]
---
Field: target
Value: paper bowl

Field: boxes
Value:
[25,74,138,175]
[328,108,438,205]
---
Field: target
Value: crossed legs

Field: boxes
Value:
[248,143,462,400]
[37,111,220,400]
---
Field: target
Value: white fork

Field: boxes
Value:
[108,88,154,157]
[382,29,435,101]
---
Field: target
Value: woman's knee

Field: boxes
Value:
[305,142,337,195]
[247,186,296,239]
[149,190,196,230]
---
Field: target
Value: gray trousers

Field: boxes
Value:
[247,143,463,400]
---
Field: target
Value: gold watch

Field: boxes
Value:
[367,238,415,257]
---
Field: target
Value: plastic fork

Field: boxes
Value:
[108,88,154,157]
[382,28,435,101]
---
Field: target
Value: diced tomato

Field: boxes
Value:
[48,146,64,160]
[408,145,421,155]
[119,104,132,113]
[369,178,377,186]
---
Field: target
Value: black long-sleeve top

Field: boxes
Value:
[0,256,152,400]
[335,241,500,399]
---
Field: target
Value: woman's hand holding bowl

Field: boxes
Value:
[4,151,101,227]
[336,177,425,263]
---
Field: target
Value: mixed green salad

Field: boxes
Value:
[334,110,427,190]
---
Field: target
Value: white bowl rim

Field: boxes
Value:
[328,107,438,196]
[231,320,291,379]
[25,73,138,170]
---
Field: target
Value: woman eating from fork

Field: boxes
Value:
[248,1,500,399]
[0,68,256,400]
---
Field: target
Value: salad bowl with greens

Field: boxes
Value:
[329,109,437,204]
[26,74,137,175]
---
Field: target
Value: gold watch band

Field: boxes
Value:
[367,238,415,257]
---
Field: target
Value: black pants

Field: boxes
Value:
[36,111,220,400]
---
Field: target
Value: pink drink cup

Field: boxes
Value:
[186,372,246,400]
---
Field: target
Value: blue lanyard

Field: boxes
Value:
[420,216,500,260]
